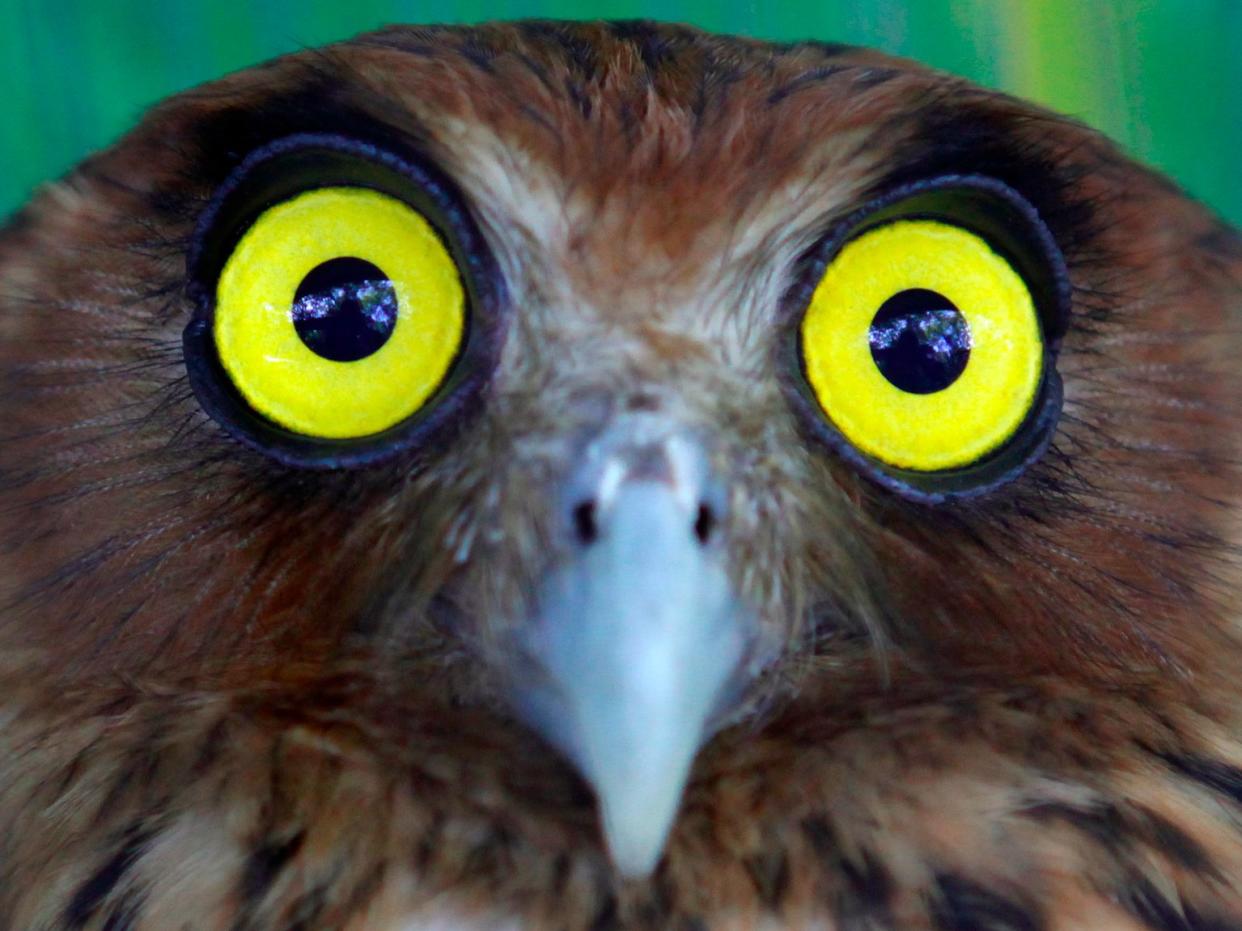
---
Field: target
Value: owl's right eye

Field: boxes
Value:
[184,135,502,468]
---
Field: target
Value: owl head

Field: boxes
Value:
[1,22,1241,915]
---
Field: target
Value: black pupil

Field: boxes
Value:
[292,257,398,362]
[868,289,971,394]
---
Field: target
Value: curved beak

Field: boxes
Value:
[513,419,761,877]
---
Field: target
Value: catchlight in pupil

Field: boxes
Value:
[292,257,398,362]
[868,289,971,394]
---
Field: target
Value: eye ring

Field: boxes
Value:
[780,174,1070,503]
[183,134,506,470]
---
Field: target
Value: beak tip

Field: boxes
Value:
[596,782,681,879]
[610,843,666,880]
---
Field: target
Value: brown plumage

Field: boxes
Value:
[2,20,1241,930]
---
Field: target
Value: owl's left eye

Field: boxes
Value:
[788,177,1069,501]
[800,219,1043,472]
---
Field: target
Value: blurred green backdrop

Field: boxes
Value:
[1,0,1238,224]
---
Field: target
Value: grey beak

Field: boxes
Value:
[514,418,759,876]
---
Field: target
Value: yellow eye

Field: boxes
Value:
[213,186,465,440]
[799,220,1044,472]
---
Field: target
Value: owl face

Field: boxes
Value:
[2,20,1241,899]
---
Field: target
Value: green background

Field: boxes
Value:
[1,0,1238,225]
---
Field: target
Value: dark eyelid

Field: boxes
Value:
[175,69,437,199]
[869,96,1097,259]
[785,174,1071,348]
[186,133,479,294]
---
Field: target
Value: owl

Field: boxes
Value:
[1,18,1241,931]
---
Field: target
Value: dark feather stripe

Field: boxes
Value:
[800,816,893,923]
[239,831,305,908]
[1120,875,1195,931]
[1156,751,1242,806]
[744,847,791,908]
[587,893,619,931]
[1182,909,1242,931]
[63,824,153,928]
[100,888,144,931]
[515,21,601,79]
[766,66,849,104]
[931,874,1043,931]
[1022,800,1216,874]
[603,21,680,75]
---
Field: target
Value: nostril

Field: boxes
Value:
[693,502,716,545]
[626,391,662,412]
[573,500,599,545]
